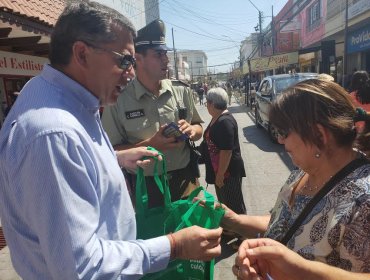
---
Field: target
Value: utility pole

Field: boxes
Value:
[342,0,348,88]
[172,28,179,80]
[259,11,263,57]
[271,5,274,55]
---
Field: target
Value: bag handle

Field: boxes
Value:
[135,147,171,217]
[175,187,217,231]
[281,157,369,245]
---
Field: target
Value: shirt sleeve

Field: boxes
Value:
[211,117,234,150]
[101,104,129,146]
[12,132,170,279]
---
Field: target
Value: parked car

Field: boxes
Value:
[255,73,318,142]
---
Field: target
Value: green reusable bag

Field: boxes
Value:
[135,148,171,240]
[141,187,225,280]
[135,147,224,280]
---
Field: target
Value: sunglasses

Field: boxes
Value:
[83,41,136,70]
[275,127,290,139]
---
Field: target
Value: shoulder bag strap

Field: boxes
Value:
[281,157,369,245]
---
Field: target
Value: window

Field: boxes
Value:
[307,0,321,31]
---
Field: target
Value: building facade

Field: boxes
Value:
[167,50,208,82]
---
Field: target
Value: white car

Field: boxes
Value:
[255,73,318,142]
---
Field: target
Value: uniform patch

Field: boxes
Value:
[125,109,145,119]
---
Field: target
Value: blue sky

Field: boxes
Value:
[159,0,287,73]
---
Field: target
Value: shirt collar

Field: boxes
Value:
[132,78,173,100]
[41,64,100,113]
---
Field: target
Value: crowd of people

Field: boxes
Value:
[0,1,369,280]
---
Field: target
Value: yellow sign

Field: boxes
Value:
[243,52,298,73]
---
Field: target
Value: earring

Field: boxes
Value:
[315,152,321,158]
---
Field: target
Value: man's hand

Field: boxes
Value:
[147,125,183,151]
[116,147,162,172]
[172,226,222,261]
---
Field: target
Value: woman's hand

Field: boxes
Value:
[215,173,225,187]
[234,238,308,280]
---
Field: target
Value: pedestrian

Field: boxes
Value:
[202,87,246,214]
[203,82,208,95]
[349,71,370,133]
[349,70,370,111]
[0,2,222,279]
[102,19,203,207]
[221,79,370,279]
[226,82,233,105]
[197,84,205,105]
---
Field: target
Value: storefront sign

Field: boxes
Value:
[347,25,370,54]
[243,52,298,73]
[0,51,49,76]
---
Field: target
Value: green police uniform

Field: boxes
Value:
[102,78,203,175]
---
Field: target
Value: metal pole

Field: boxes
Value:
[259,11,263,57]
[189,61,193,81]
[172,28,179,80]
[342,0,348,88]
[271,5,274,55]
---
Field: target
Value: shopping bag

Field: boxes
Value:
[135,147,171,240]
[142,186,224,280]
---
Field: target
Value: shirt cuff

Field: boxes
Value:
[143,235,171,273]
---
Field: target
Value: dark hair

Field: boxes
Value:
[49,0,136,66]
[269,79,370,158]
[350,71,370,104]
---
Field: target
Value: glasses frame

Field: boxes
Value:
[275,127,290,140]
[82,41,136,71]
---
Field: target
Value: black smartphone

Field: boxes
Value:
[162,122,189,141]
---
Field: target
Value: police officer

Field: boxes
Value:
[102,19,203,207]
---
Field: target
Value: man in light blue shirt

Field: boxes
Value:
[0,2,221,279]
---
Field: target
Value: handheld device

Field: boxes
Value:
[162,122,189,141]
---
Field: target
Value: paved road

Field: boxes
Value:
[0,95,294,280]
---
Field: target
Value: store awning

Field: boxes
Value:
[0,0,65,57]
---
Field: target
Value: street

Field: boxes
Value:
[0,95,294,280]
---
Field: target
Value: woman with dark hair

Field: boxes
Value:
[350,71,370,109]
[349,71,370,133]
[222,79,370,279]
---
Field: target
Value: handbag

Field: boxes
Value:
[135,147,225,279]
[196,139,207,165]
[187,139,202,178]
[280,157,369,245]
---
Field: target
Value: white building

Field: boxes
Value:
[96,0,159,30]
[167,50,208,81]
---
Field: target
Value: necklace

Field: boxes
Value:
[301,175,333,193]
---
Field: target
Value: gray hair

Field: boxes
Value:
[50,0,136,66]
[206,87,228,110]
